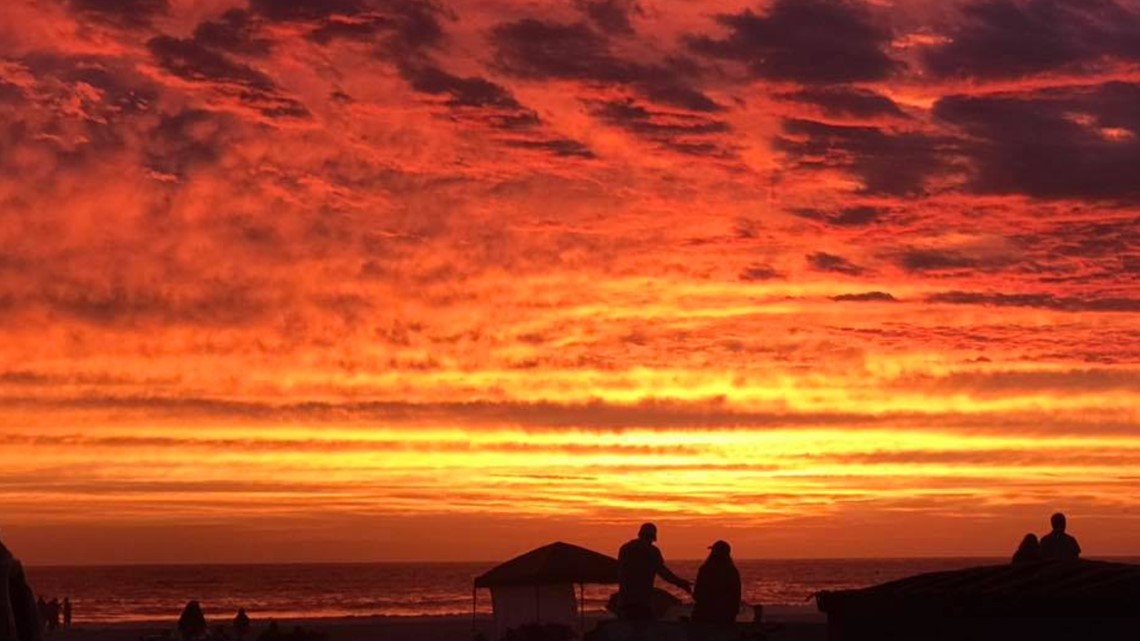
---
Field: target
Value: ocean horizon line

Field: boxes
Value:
[32,554,1140,569]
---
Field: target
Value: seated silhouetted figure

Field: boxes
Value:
[692,540,741,625]
[1011,533,1041,564]
[178,601,208,641]
[617,523,692,621]
[1039,512,1081,561]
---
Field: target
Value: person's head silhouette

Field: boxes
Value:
[1051,512,1067,532]
[708,540,731,559]
[638,522,657,542]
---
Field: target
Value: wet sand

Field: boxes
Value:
[50,606,826,641]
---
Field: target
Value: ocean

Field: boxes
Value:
[24,558,1138,624]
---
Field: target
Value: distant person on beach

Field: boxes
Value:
[178,601,208,641]
[1039,512,1081,561]
[617,523,692,620]
[0,536,43,641]
[233,608,250,639]
[45,599,59,633]
[1011,533,1041,564]
[61,599,70,629]
[692,540,741,625]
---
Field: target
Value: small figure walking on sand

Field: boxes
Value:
[46,599,60,633]
[62,598,71,629]
[178,601,208,641]
[1040,512,1081,561]
[233,608,251,640]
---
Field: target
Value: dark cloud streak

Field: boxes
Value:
[687,0,898,84]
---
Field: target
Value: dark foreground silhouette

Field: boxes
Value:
[1012,533,1041,564]
[1039,512,1081,561]
[616,523,692,620]
[817,559,1140,641]
[0,537,41,641]
[692,540,741,625]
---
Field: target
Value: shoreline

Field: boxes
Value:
[52,607,827,641]
[62,603,823,624]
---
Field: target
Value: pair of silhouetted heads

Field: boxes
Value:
[1013,512,1081,563]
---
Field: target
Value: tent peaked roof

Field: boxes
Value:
[475,541,620,588]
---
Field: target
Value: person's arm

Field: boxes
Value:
[657,563,692,593]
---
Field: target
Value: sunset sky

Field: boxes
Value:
[1,0,1139,565]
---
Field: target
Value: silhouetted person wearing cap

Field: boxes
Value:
[1039,513,1081,561]
[1011,533,1041,564]
[692,540,741,625]
[617,523,691,620]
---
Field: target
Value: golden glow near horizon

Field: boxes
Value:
[2,0,1140,563]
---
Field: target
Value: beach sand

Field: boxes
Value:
[49,607,826,641]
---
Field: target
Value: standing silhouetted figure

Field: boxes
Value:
[178,601,208,641]
[692,540,741,625]
[0,536,43,641]
[233,608,250,640]
[45,600,58,633]
[60,600,70,630]
[1039,512,1081,561]
[617,523,692,620]
[1011,533,1041,564]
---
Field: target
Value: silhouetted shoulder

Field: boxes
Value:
[1040,531,1081,560]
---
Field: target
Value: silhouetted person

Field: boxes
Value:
[60,600,70,629]
[1011,533,1041,564]
[0,536,43,641]
[45,600,59,633]
[1039,512,1081,561]
[233,609,250,640]
[692,540,741,625]
[617,523,691,620]
[178,601,208,641]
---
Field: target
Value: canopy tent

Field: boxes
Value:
[473,542,620,640]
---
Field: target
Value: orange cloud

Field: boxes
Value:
[0,0,1139,563]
